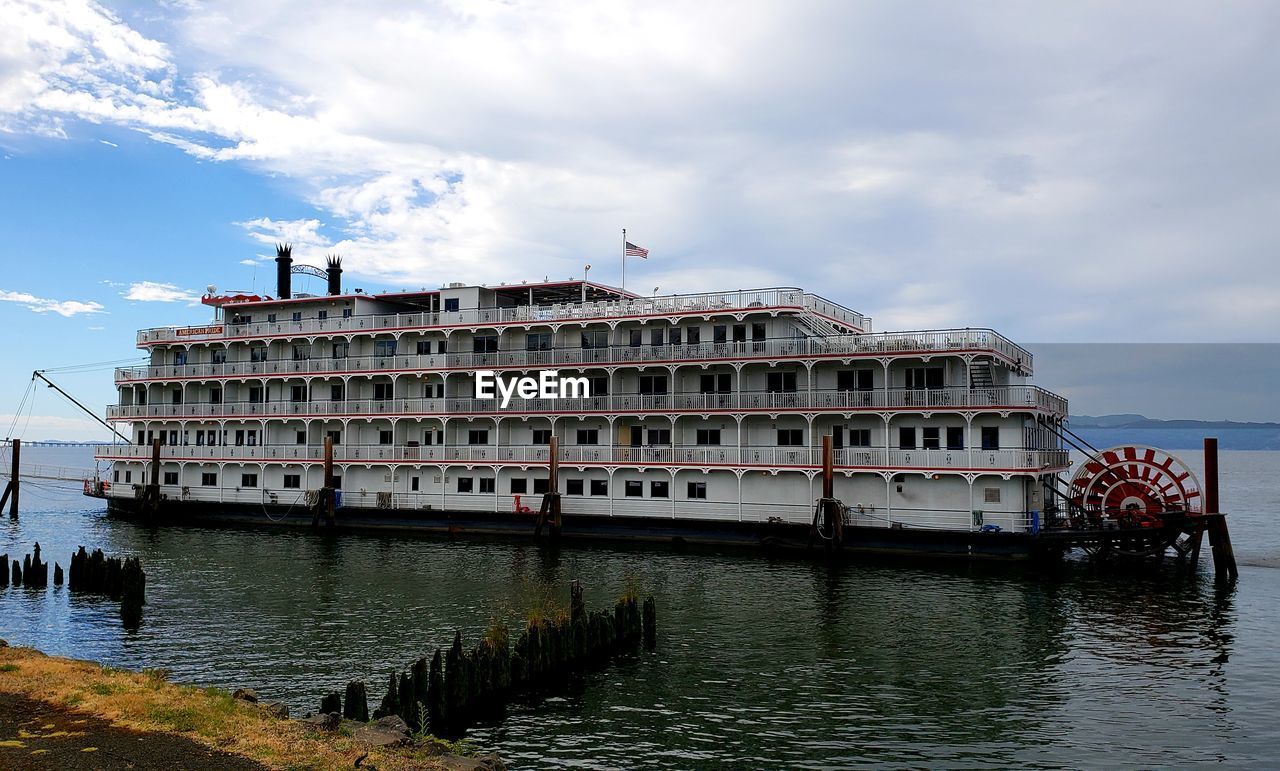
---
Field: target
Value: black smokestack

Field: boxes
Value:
[275,243,292,299]
[326,254,343,295]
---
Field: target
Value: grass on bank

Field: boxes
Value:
[0,645,463,770]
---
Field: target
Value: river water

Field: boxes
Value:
[2,447,1278,768]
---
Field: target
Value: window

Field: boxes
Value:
[248,386,264,403]
[567,479,584,496]
[332,342,348,359]
[473,335,498,353]
[296,430,306,445]
[532,478,550,494]
[581,330,608,349]
[457,477,474,493]
[416,340,432,355]
[576,429,599,445]
[686,327,700,345]
[479,478,495,494]
[526,332,552,351]
[241,473,258,488]
[777,429,804,446]
[411,476,420,491]
[379,430,393,445]
[905,366,944,390]
[696,428,721,445]
[767,372,797,392]
[732,324,747,343]
[318,310,328,320]
[650,480,669,498]
[923,427,941,450]
[173,351,187,366]
[687,481,707,499]
[436,340,447,354]
[171,389,182,404]
[234,430,245,446]
[292,344,310,361]
[981,427,1000,451]
[752,322,766,340]
[375,340,397,357]
[532,429,552,445]
[444,298,460,312]
[163,471,178,485]
[332,475,342,490]
[425,382,444,398]
[838,370,874,391]
[373,382,393,401]
[124,470,131,483]
[212,349,227,364]
[290,385,306,403]
[468,429,489,445]
[210,388,222,405]
[700,373,731,394]
[646,429,671,445]
[947,427,965,450]
[625,480,643,497]
[899,427,917,449]
[326,430,342,445]
[292,311,302,322]
[588,375,609,395]
[250,347,268,363]
[510,478,528,494]
[849,428,872,447]
[330,383,344,402]
[114,470,120,483]
[649,328,664,347]
[984,487,1002,504]
[137,430,145,445]
[267,313,277,323]
[342,308,353,318]
[201,472,217,486]
[283,474,301,489]
[713,325,727,344]
[670,328,682,346]
[590,479,609,496]
[638,375,667,395]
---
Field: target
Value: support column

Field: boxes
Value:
[2,439,19,520]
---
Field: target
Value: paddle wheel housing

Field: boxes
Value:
[1069,445,1202,528]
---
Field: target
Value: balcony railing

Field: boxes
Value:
[117,328,1033,383]
[137,287,823,345]
[95,443,1069,472]
[106,385,1066,420]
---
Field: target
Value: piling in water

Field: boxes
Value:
[643,596,657,650]
[342,681,369,722]
[67,546,147,628]
[372,671,400,720]
[319,691,341,716]
[10,560,18,586]
[0,554,6,588]
[53,562,63,586]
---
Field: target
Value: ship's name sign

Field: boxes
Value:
[174,325,224,337]
[475,370,590,409]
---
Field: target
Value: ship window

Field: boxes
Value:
[923,427,941,450]
[292,312,302,322]
[687,481,707,499]
[581,330,608,349]
[241,473,258,488]
[326,430,342,445]
[752,322,766,342]
[588,376,609,395]
[171,388,183,404]
[468,429,489,445]
[283,474,301,489]
[590,479,608,496]
[687,327,701,345]
[576,429,599,445]
[981,427,1000,450]
[777,429,804,446]
[290,385,306,403]
[416,341,432,355]
[426,382,444,398]
[650,480,669,498]
[375,340,397,357]
[332,342,348,359]
[114,470,120,483]
[250,347,268,363]
[905,366,944,390]
[332,475,342,489]
[318,310,328,320]
[700,374,731,394]
[296,430,306,445]
[984,487,1002,504]
[444,298,460,312]
[173,351,187,366]
[510,478,528,494]
[137,430,145,445]
[457,477,474,493]
[629,329,643,347]
[526,332,552,351]
[696,429,721,445]
[767,372,797,393]
[532,429,552,445]
[479,478,495,494]
[437,340,447,354]
[567,479,584,496]
[343,308,353,318]
[124,470,132,483]
[210,388,221,405]
[670,328,682,346]
[267,313,277,323]
[163,471,178,485]
[167,430,178,446]
[533,478,549,494]
[647,429,671,446]
[947,427,965,450]
[330,384,344,402]
[898,427,917,450]
[638,375,667,395]
[625,480,643,497]
[201,472,217,486]
[411,476,420,491]
[713,325,727,344]
[373,383,393,401]
[473,335,498,353]
[732,324,747,343]
[248,386,264,403]
[234,430,245,446]
[830,427,844,449]
[849,429,871,447]
[650,328,664,347]
[212,349,226,364]
[379,430,393,445]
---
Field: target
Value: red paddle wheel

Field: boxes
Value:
[1069,445,1202,528]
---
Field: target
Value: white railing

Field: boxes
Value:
[106,385,1065,420]
[136,288,812,345]
[96,443,1069,471]
[803,293,871,331]
[118,327,1032,383]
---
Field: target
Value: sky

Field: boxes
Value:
[0,0,1277,439]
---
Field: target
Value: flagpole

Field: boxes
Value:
[621,227,627,291]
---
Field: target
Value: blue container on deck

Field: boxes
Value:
[334,490,343,509]
[1030,510,1040,535]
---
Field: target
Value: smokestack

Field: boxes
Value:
[326,254,343,295]
[275,243,292,299]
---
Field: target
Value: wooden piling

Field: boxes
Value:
[53,562,63,585]
[342,681,369,722]
[642,596,656,650]
[10,559,18,586]
[3,438,19,520]
[373,671,400,720]
[1202,437,1239,581]
[319,691,342,716]
[0,554,6,588]
[536,437,563,539]
[322,436,336,527]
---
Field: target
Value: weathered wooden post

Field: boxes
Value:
[343,681,369,722]
[323,435,336,527]
[373,671,400,719]
[0,554,6,588]
[10,559,19,586]
[1203,437,1238,581]
[536,437,563,539]
[319,691,342,716]
[53,562,63,585]
[2,438,19,520]
[822,434,843,549]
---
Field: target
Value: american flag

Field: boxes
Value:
[624,241,649,259]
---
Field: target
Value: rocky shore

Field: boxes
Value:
[0,641,504,770]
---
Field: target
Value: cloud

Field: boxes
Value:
[1,1,1278,342]
[0,289,104,316]
[98,139,118,147]
[121,280,198,302]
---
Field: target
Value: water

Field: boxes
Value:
[3,447,1279,768]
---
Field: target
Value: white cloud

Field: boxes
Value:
[0,289,104,316]
[121,280,198,303]
[0,1,1277,341]
[98,138,117,147]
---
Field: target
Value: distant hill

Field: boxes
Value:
[1069,414,1280,450]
